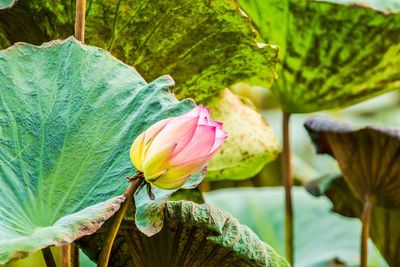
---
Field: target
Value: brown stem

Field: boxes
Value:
[74,0,86,42]
[361,196,373,267]
[282,112,294,266]
[42,247,56,267]
[97,174,143,267]
[61,244,80,267]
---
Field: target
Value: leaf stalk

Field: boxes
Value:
[61,244,79,267]
[97,172,144,267]
[75,0,86,42]
[282,112,294,266]
[361,195,373,267]
[42,247,57,267]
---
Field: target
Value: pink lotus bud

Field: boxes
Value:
[130,105,227,190]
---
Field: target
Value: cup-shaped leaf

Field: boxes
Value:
[237,0,400,113]
[77,200,289,267]
[206,89,280,181]
[304,116,400,207]
[306,174,399,266]
[0,0,278,102]
[0,37,199,264]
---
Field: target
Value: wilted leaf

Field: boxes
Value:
[0,0,278,102]
[77,200,289,267]
[306,174,399,266]
[0,37,197,264]
[237,0,400,113]
[206,89,280,181]
[206,187,388,267]
[304,116,400,207]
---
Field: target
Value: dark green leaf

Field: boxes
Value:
[0,0,278,102]
[0,37,196,264]
[169,188,205,204]
[237,0,400,113]
[77,200,289,267]
[305,116,400,207]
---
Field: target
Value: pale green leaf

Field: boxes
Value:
[206,187,388,267]
[306,175,397,266]
[0,37,197,264]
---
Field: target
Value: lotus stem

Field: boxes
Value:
[75,0,86,42]
[282,111,294,266]
[42,247,56,267]
[61,244,80,267]
[97,172,144,267]
[361,196,373,267]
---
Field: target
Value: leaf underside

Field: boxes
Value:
[0,37,196,264]
[0,0,278,102]
[304,116,400,208]
[306,175,400,266]
[238,0,400,113]
[77,200,289,267]
[206,89,279,181]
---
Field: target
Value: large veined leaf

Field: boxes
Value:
[77,200,289,267]
[304,116,400,208]
[206,89,279,181]
[306,175,399,266]
[320,0,400,13]
[205,187,388,267]
[237,0,400,113]
[0,37,198,264]
[0,0,278,102]
[0,0,15,9]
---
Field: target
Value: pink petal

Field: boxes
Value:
[130,118,172,171]
[146,114,199,158]
[209,120,223,129]
[150,154,211,190]
[198,107,210,125]
[182,104,203,118]
[130,133,146,171]
[142,142,177,177]
[150,175,189,190]
[169,125,216,165]
[210,136,227,154]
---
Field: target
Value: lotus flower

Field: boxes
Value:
[130,105,227,190]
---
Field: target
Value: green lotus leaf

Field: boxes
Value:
[0,37,199,264]
[304,116,400,208]
[237,0,400,113]
[206,89,280,181]
[205,187,388,267]
[306,174,398,266]
[0,0,15,9]
[0,0,278,102]
[77,200,289,267]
